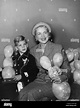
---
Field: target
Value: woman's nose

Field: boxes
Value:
[22,45,25,48]
[41,33,45,37]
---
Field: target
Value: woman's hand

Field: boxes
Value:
[14,74,22,81]
[48,66,62,83]
[52,75,61,83]
[48,66,62,78]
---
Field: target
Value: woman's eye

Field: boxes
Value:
[37,32,41,35]
[37,34,40,36]
[24,43,26,46]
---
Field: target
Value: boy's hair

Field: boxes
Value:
[14,35,28,46]
[13,35,30,54]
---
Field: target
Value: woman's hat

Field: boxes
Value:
[32,22,51,36]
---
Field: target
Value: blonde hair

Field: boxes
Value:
[14,35,28,46]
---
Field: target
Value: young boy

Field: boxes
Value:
[12,35,39,92]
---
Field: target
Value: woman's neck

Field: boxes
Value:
[40,43,47,49]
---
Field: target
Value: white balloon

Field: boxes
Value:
[4,45,13,57]
[67,51,74,62]
[40,56,51,70]
[2,66,15,79]
[52,81,71,101]
[74,60,80,70]
[73,69,80,85]
[3,57,13,67]
[53,53,63,67]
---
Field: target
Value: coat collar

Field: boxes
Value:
[17,50,29,60]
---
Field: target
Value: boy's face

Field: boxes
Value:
[35,26,49,44]
[17,41,28,53]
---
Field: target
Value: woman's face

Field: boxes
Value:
[35,26,49,44]
[17,41,28,53]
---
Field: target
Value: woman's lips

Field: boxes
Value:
[41,38,46,41]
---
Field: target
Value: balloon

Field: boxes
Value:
[2,66,15,79]
[53,53,63,67]
[3,57,13,67]
[77,48,80,54]
[40,56,51,70]
[66,48,73,55]
[73,49,79,60]
[52,81,71,101]
[73,69,80,84]
[74,60,80,70]
[4,45,13,57]
[66,51,74,62]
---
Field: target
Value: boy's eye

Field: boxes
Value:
[23,43,26,46]
[19,44,21,47]
[44,32,47,34]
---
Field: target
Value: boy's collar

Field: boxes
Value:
[20,52,24,56]
[19,50,29,57]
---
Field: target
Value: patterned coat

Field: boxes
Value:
[30,41,71,83]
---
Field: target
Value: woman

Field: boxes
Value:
[19,22,71,101]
